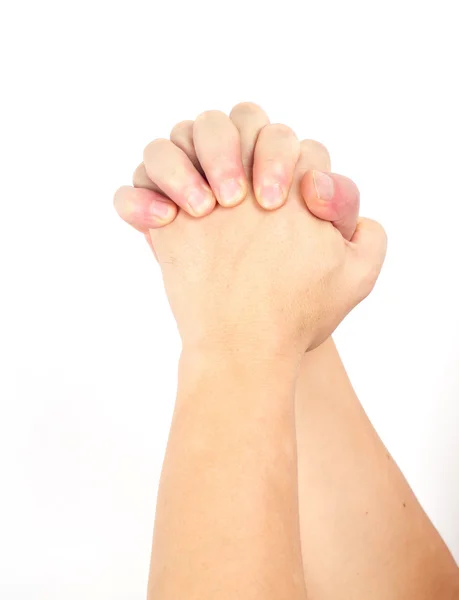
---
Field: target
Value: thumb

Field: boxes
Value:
[301,171,360,241]
[347,217,388,300]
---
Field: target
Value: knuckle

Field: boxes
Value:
[195,109,226,124]
[375,221,388,246]
[358,269,378,300]
[230,101,264,117]
[357,258,384,300]
[143,137,170,160]
[365,219,389,256]
[170,120,194,140]
[132,162,148,186]
[268,123,297,140]
[299,139,331,170]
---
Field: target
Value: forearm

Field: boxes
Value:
[295,337,459,599]
[148,349,306,600]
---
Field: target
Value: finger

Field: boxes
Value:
[192,110,247,207]
[113,185,178,232]
[229,102,270,176]
[291,139,331,214]
[133,162,163,193]
[131,164,178,237]
[294,139,332,177]
[252,124,300,210]
[169,120,203,175]
[347,217,388,301]
[133,121,203,193]
[301,171,360,240]
[143,138,215,217]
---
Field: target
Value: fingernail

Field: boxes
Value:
[148,200,173,222]
[313,171,334,201]
[259,183,284,209]
[187,187,215,216]
[218,178,245,207]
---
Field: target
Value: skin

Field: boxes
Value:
[114,103,359,237]
[113,102,459,598]
[296,338,459,599]
[139,114,386,600]
[149,352,308,600]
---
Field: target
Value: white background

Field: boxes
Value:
[1,0,458,598]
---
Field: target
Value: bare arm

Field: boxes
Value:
[147,351,307,600]
[295,337,459,599]
[114,102,453,598]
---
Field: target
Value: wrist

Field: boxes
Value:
[177,343,301,407]
[180,339,302,377]
[180,324,305,368]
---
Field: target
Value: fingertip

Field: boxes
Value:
[301,171,339,220]
[328,173,360,216]
[300,170,316,205]
[114,186,178,232]
[253,123,299,210]
[301,171,360,240]
[217,177,248,207]
[192,110,247,209]
[113,185,134,220]
[147,198,178,227]
[254,183,287,210]
[185,186,217,216]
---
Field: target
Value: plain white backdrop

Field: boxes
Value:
[1,0,458,597]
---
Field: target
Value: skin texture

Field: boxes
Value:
[138,111,386,600]
[149,352,307,600]
[114,103,360,239]
[113,103,459,598]
[147,147,386,355]
[296,337,459,600]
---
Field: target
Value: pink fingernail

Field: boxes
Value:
[218,178,244,207]
[313,171,334,201]
[187,187,214,216]
[259,183,284,209]
[149,200,172,221]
